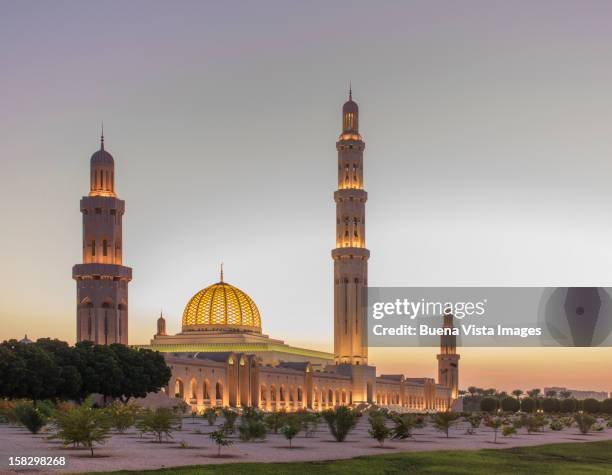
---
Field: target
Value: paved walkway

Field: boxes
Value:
[1,417,611,473]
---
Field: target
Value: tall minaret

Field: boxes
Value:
[72,131,132,345]
[332,88,370,365]
[437,314,460,399]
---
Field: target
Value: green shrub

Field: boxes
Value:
[53,400,111,456]
[592,423,604,432]
[549,419,564,431]
[264,410,287,434]
[220,408,238,434]
[136,407,180,443]
[203,407,217,426]
[238,410,266,442]
[575,413,596,434]
[464,414,482,435]
[432,412,460,438]
[322,407,358,442]
[14,402,47,434]
[298,412,321,437]
[108,402,140,433]
[502,425,516,437]
[368,414,391,447]
[392,413,417,439]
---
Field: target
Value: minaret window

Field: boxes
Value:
[91,240,96,256]
[102,240,108,257]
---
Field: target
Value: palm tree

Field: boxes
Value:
[512,389,523,399]
[527,388,541,399]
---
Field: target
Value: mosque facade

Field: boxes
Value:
[74,93,459,412]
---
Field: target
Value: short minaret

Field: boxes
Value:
[437,313,460,399]
[73,131,132,345]
[332,88,370,365]
[156,312,167,336]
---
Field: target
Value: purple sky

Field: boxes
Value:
[2,0,612,391]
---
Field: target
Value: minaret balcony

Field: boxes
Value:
[331,247,370,260]
[73,263,132,281]
[334,189,367,202]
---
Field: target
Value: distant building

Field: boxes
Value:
[544,386,609,401]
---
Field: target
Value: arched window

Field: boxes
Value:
[102,240,108,257]
[175,379,184,399]
[190,379,197,399]
[215,382,222,400]
[297,387,303,402]
[203,380,210,399]
[280,386,285,402]
[328,389,333,404]
[260,385,267,402]
[270,385,276,402]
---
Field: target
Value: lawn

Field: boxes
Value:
[95,440,612,474]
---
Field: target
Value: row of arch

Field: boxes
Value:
[174,378,224,403]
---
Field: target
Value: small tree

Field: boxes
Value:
[511,389,523,399]
[322,407,358,442]
[299,412,321,437]
[484,417,503,443]
[575,413,596,434]
[465,414,482,435]
[203,407,217,426]
[209,429,233,457]
[264,410,287,434]
[502,425,516,438]
[238,408,266,442]
[432,411,460,438]
[392,413,417,440]
[280,417,301,448]
[53,400,111,456]
[220,408,238,434]
[602,398,612,415]
[14,402,47,434]
[108,401,140,433]
[136,407,180,443]
[368,414,391,447]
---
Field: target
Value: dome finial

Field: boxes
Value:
[100,121,105,151]
[220,262,224,282]
[349,81,352,101]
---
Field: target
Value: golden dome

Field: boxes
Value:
[181,279,262,333]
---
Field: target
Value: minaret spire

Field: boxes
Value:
[100,122,105,151]
[333,91,369,367]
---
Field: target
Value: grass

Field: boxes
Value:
[93,440,612,474]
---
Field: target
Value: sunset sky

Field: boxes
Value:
[2,0,612,392]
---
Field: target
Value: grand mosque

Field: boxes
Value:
[72,91,460,412]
